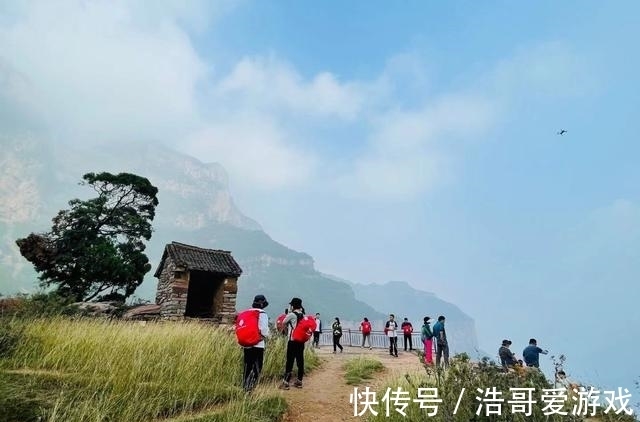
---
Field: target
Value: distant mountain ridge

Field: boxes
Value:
[0,138,481,354]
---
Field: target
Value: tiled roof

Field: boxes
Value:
[153,242,243,278]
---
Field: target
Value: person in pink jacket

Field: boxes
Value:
[420,316,434,365]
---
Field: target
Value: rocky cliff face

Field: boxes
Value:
[0,136,49,225]
[49,141,262,232]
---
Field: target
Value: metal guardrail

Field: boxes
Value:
[313,329,436,352]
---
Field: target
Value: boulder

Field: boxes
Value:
[71,301,121,316]
[122,304,161,320]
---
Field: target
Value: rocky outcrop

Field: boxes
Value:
[71,301,121,316]
[122,304,161,320]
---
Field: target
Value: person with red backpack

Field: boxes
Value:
[360,317,372,349]
[235,294,270,392]
[401,318,414,352]
[278,297,314,390]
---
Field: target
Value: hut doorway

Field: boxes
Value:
[185,270,224,318]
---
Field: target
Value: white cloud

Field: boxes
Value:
[215,55,364,119]
[340,151,449,200]
[334,93,496,200]
[0,3,592,199]
[185,114,317,190]
[0,0,211,141]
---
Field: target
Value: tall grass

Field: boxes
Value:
[344,357,385,385]
[0,317,319,422]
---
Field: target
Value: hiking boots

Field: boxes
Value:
[293,379,303,388]
[278,381,290,390]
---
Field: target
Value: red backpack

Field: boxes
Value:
[235,309,263,347]
[275,313,287,333]
[361,321,371,334]
[291,314,316,343]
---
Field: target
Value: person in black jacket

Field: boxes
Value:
[332,317,343,353]
[278,297,306,390]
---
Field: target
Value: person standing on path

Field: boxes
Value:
[420,316,434,365]
[359,317,372,349]
[522,338,548,368]
[332,317,344,353]
[432,315,449,368]
[312,313,322,348]
[241,294,270,392]
[279,297,306,390]
[384,314,399,357]
[401,318,414,351]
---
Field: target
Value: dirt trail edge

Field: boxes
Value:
[278,346,426,422]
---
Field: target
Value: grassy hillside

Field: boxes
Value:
[0,317,319,422]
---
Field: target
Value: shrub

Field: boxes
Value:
[6,292,76,318]
[0,321,23,359]
[366,353,637,422]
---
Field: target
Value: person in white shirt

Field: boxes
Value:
[313,313,322,348]
[385,314,399,357]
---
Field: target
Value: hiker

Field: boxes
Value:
[384,314,399,357]
[312,313,322,348]
[498,339,518,372]
[420,316,434,365]
[522,338,548,368]
[332,317,344,353]
[359,317,372,349]
[432,315,449,368]
[401,317,414,351]
[276,308,288,336]
[241,294,270,392]
[556,370,581,391]
[279,297,306,390]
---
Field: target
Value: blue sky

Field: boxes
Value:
[1,0,639,399]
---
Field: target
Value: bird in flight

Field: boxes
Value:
[557,129,567,136]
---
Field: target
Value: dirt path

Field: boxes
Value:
[277,346,426,422]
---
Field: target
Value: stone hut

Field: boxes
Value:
[154,241,242,324]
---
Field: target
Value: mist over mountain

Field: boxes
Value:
[349,280,481,356]
[0,138,481,355]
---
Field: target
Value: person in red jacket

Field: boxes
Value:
[359,317,372,349]
[401,318,414,351]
